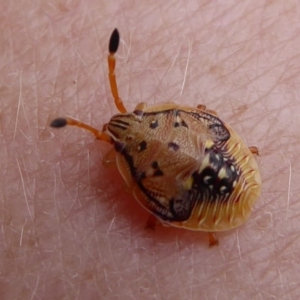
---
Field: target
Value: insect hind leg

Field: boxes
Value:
[248,146,259,155]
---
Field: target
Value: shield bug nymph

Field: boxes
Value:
[51,29,261,246]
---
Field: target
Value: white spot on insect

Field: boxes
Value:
[203,176,212,184]
[232,180,237,187]
[220,186,228,194]
[230,165,235,172]
[218,168,227,179]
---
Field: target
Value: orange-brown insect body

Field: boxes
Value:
[51,29,261,245]
[108,103,261,232]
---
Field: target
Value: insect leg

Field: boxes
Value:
[248,146,259,155]
[145,214,158,230]
[208,232,219,247]
[197,104,218,115]
[197,104,206,110]
[50,118,113,143]
[108,29,127,113]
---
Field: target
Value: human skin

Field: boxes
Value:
[1,1,300,299]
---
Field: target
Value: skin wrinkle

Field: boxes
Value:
[1,0,300,299]
[15,157,32,219]
[13,71,23,141]
[180,37,191,97]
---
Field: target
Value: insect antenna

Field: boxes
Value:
[108,28,127,113]
[50,28,126,144]
[50,117,112,143]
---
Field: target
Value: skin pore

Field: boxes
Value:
[1,1,300,299]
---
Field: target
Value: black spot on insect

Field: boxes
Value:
[203,175,214,185]
[150,120,158,129]
[114,141,125,153]
[170,197,194,221]
[126,135,133,141]
[217,163,239,194]
[181,120,188,128]
[173,120,188,128]
[209,148,224,171]
[152,161,159,169]
[219,185,230,194]
[168,142,180,151]
[153,169,164,176]
[138,141,147,152]
[194,167,217,188]
[135,171,146,181]
[191,145,241,201]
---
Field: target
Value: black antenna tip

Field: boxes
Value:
[50,118,67,128]
[109,28,120,54]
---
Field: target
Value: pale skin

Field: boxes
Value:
[1,1,300,299]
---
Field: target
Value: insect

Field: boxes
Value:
[51,29,261,246]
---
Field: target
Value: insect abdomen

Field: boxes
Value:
[173,130,261,232]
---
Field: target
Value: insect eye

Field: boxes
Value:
[133,110,143,117]
[114,141,125,152]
